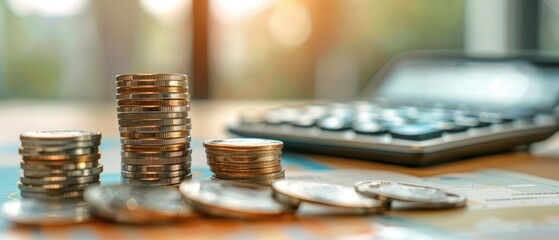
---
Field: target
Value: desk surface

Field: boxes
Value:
[1,100,559,239]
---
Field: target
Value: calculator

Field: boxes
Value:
[228,52,559,166]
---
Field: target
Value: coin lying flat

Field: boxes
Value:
[203,138,283,151]
[272,180,389,214]
[354,180,467,208]
[84,184,200,224]
[20,130,101,142]
[179,180,295,219]
[116,73,188,81]
[1,199,91,225]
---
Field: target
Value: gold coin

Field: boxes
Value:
[116,80,188,87]
[116,93,189,100]
[117,106,190,113]
[210,165,282,174]
[122,143,189,152]
[118,117,190,127]
[117,112,188,119]
[120,150,190,158]
[205,149,282,156]
[121,155,191,165]
[119,124,191,133]
[213,169,285,180]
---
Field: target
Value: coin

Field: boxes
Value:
[116,93,189,100]
[205,148,283,156]
[121,136,190,145]
[22,165,104,178]
[118,117,190,126]
[1,199,91,225]
[21,153,101,162]
[210,177,279,186]
[21,159,99,168]
[85,183,199,224]
[117,112,189,119]
[204,138,283,151]
[121,155,191,165]
[121,163,190,172]
[120,150,190,158]
[117,99,189,106]
[179,180,295,219]
[121,175,191,186]
[20,130,102,142]
[18,182,96,193]
[353,180,467,208]
[272,180,389,213]
[117,86,188,94]
[206,154,281,163]
[116,80,188,87]
[207,161,280,169]
[213,169,285,180]
[20,175,100,185]
[122,143,189,152]
[20,190,85,200]
[21,140,100,150]
[117,105,190,113]
[121,170,188,179]
[210,165,283,174]
[119,124,191,133]
[116,73,187,81]
[19,147,99,156]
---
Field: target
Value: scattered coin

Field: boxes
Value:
[1,199,92,225]
[354,180,467,208]
[272,180,389,214]
[84,184,200,224]
[179,180,295,219]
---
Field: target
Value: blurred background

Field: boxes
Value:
[0,0,556,100]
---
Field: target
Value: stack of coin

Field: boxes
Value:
[116,73,192,187]
[204,138,285,185]
[18,130,103,201]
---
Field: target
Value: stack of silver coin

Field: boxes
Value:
[18,130,103,201]
[116,73,192,187]
[204,138,285,185]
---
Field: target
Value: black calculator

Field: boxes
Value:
[228,52,559,166]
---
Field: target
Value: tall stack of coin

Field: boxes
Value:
[204,138,285,186]
[18,130,103,201]
[116,73,192,187]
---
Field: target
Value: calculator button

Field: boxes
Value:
[317,117,352,131]
[390,124,444,141]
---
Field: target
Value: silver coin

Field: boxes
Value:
[179,180,295,219]
[84,184,199,224]
[120,150,190,158]
[121,170,188,179]
[117,112,189,119]
[116,80,188,87]
[21,140,100,150]
[203,138,283,150]
[22,165,103,178]
[121,155,191,165]
[121,175,191,186]
[116,93,189,100]
[354,180,467,208]
[19,147,99,156]
[272,180,389,214]
[1,199,91,225]
[115,73,188,81]
[20,175,100,185]
[20,130,101,142]
[121,163,190,172]
[21,160,99,170]
[18,181,97,193]
[20,190,85,200]
[120,136,190,145]
[119,124,191,133]
[117,106,190,113]
[118,117,191,126]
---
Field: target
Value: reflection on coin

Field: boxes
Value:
[179,180,295,219]
[1,199,91,225]
[84,184,199,224]
[272,180,389,214]
[354,180,467,208]
[22,165,104,177]
[204,138,283,151]
[20,130,101,142]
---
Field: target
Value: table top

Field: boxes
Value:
[1,99,559,239]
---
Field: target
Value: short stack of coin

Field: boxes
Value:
[18,130,103,201]
[204,138,285,186]
[116,73,192,187]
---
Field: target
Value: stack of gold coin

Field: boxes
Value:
[204,138,285,185]
[116,73,192,187]
[18,130,103,201]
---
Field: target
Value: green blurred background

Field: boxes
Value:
[0,0,556,100]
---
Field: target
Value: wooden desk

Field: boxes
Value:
[1,100,558,239]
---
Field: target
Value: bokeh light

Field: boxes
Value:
[7,0,89,17]
[267,1,312,48]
